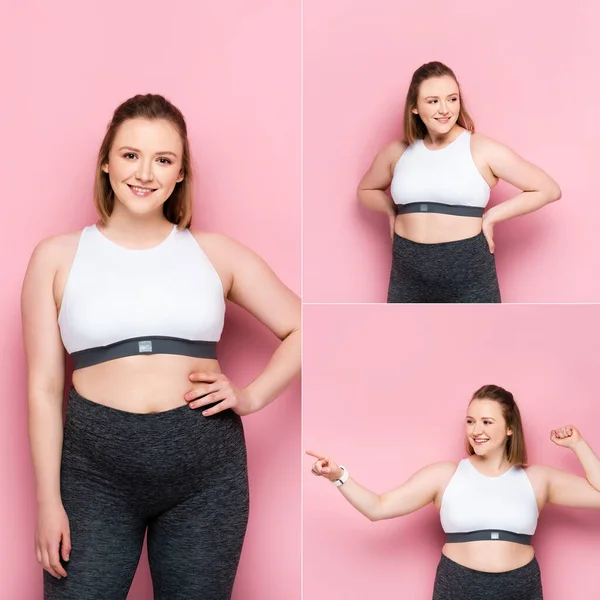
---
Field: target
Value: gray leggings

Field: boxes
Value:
[387,232,501,303]
[432,554,543,599]
[44,388,249,600]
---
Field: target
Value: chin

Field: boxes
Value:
[117,193,166,213]
[116,199,153,212]
[471,444,488,456]
[431,120,455,132]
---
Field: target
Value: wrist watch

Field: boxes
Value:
[331,465,349,487]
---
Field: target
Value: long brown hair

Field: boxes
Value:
[403,61,475,145]
[94,94,194,228]
[466,385,528,466]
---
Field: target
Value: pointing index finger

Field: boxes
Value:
[305,450,326,461]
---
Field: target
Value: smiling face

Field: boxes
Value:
[466,399,513,458]
[101,118,184,218]
[412,75,460,137]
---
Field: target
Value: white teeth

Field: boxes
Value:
[130,185,154,193]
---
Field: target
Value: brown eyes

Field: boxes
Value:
[122,153,172,165]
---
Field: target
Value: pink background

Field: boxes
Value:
[1,2,300,599]
[303,0,599,303]
[303,304,600,599]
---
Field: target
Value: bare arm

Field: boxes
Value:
[546,427,600,509]
[194,233,300,414]
[545,467,600,510]
[357,141,405,217]
[21,238,66,506]
[481,136,561,227]
[227,239,300,411]
[308,451,455,522]
[572,439,600,491]
[339,463,454,521]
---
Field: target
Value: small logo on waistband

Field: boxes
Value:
[491,532,500,540]
[420,204,428,212]
[138,341,153,353]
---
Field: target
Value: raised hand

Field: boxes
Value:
[550,425,583,449]
[185,372,257,416]
[306,450,344,482]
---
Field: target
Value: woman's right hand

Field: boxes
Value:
[306,450,344,482]
[36,501,71,579]
[388,212,396,240]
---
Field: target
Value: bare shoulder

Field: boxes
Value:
[28,230,83,271]
[192,230,249,256]
[522,464,552,484]
[421,461,459,484]
[427,461,459,506]
[429,460,459,471]
[471,132,513,157]
[191,231,265,294]
[471,131,497,146]
[523,463,550,474]
[191,231,260,272]
[23,230,85,316]
[384,139,408,164]
[192,229,273,267]
[433,460,459,477]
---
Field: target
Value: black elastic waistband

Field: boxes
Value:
[396,202,484,218]
[71,336,218,370]
[446,530,532,545]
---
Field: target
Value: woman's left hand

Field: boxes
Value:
[185,372,257,416]
[481,215,496,254]
[550,425,583,449]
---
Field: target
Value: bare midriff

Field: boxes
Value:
[394,213,483,244]
[441,540,535,572]
[72,354,221,414]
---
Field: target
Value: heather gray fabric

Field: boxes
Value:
[432,554,543,600]
[387,232,501,303]
[44,387,249,600]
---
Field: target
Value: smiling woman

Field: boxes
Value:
[96,112,189,225]
[21,94,300,600]
[356,61,562,303]
[308,384,600,600]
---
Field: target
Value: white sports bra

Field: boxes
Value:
[391,130,490,217]
[58,224,225,369]
[440,458,539,545]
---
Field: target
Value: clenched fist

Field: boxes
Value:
[550,425,582,449]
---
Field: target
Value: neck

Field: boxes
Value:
[101,204,173,242]
[471,450,511,474]
[426,124,461,147]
